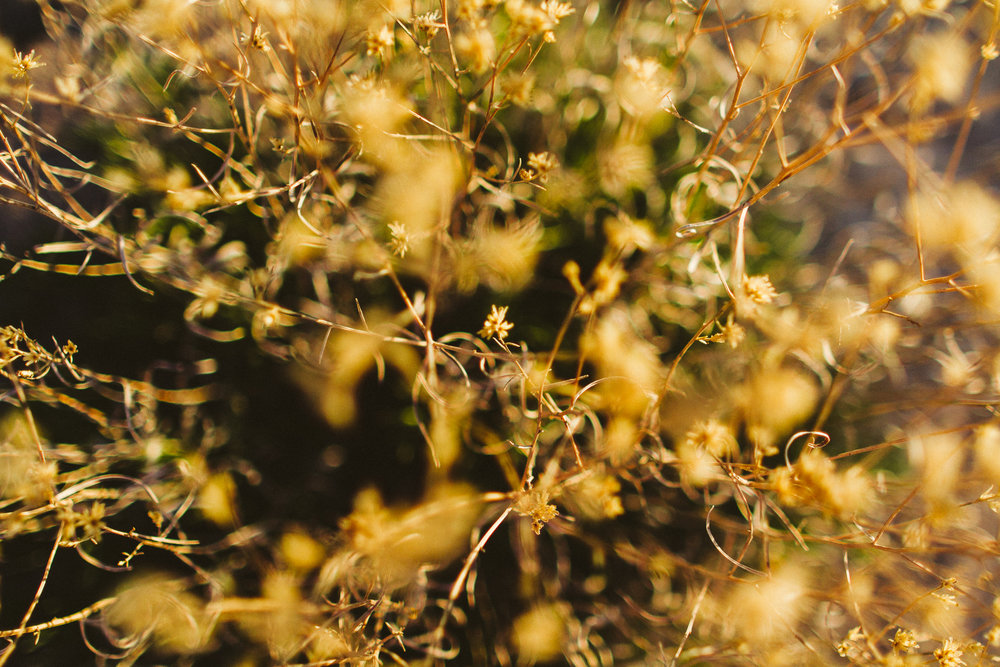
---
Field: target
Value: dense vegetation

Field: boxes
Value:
[1,0,999,664]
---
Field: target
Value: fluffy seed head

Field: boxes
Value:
[908,32,972,112]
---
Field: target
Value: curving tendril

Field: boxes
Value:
[783,430,831,469]
[674,198,754,239]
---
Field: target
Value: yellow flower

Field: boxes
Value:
[515,488,559,534]
[519,151,560,183]
[414,11,442,38]
[479,304,514,341]
[891,628,919,654]
[388,222,411,258]
[933,637,966,667]
[743,274,778,305]
[11,50,43,79]
[365,25,394,57]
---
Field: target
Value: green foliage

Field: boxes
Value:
[0,0,999,664]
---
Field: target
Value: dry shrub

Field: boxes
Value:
[0,0,998,664]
